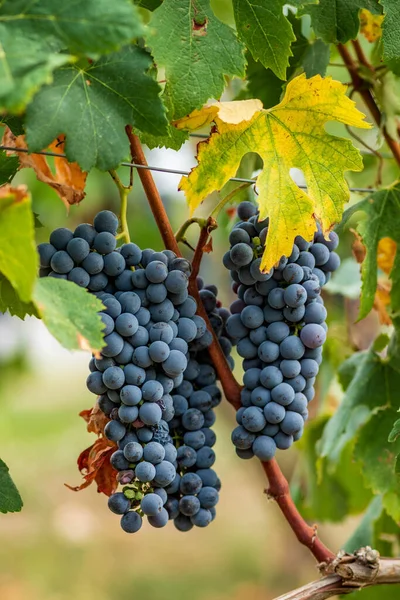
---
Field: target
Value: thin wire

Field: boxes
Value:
[0,145,377,193]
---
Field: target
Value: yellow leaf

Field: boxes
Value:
[177,74,371,271]
[374,281,392,326]
[360,9,384,43]
[377,237,397,275]
[174,99,263,130]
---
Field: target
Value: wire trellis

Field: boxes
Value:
[0,144,377,194]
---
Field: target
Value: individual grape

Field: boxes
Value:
[146,281,168,305]
[197,487,219,509]
[262,423,280,436]
[94,210,119,235]
[101,295,121,318]
[258,341,280,363]
[280,336,305,360]
[179,495,201,517]
[154,461,176,487]
[304,302,327,324]
[229,228,251,245]
[280,411,304,435]
[237,338,258,359]
[285,374,306,393]
[50,227,74,250]
[108,492,130,515]
[98,394,115,415]
[259,366,283,389]
[107,390,121,404]
[66,237,90,263]
[191,508,212,527]
[271,382,295,406]
[283,284,307,308]
[149,299,174,323]
[297,251,315,269]
[250,386,271,407]
[145,260,168,283]
[139,402,162,426]
[88,272,108,292]
[252,436,276,460]
[243,368,261,390]
[74,223,96,246]
[264,402,285,424]
[120,511,142,533]
[147,340,169,363]
[165,270,188,294]
[280,360,301,379]
[300,323,326,348]
[170,257,191,274]
[115,313,139,337]
[50,250,74,274]
[137,428,154,443]
[283,305,305,323]
[128,327,149,349]
[288,392,308,414]
[267,322,290,343]
[174,514,194,532]
[182,408,205,431]
[195,446,215,468]
[303,279,320,300]
[102,332,124,357]
[322,251,340,272]
[143,442,165,464]
[310,242,330,266]
[177,446,197,468]
[148,507,169,528]
[140,493,163,517]
[110,450,130,470]
[87,371,107,395]
[68,267,90,287]
[300,358,319,378]
[93,231,117,254]
[123,441,143,462]
[230,243,253,267]
[184,430,206,450]
[240,305,264,329]
[263,305,284,323]
[114,341,134,365]
[118,404,139,423]
[162,350,187,377]
[119,242,142,266]
[133,346,153,368]
[274,431,294,450]
[38,243,56,268]
[142,380,164,402]
[135,461,157,482]
[103,366,125,389]
[103,251,125,276]
[199,289,217,312]
[268,288,285,309]
[231,425,256,450]
[124,364,146,386]
[104,420,126,442]
[237,201,257,220]
[242,406,266,432]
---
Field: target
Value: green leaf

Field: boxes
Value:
[232,0,295,80]
[355,406,400,520]
[340,183,400,319]
[381,0,400,74]
[389,418,400,442]
[303,39,330,77]
[138,87,189,151]
[343,496,384,553]
[296,416,371,522]
[33,278,105,352]
[319,343,400,464]
[0,114,25,136]
[0,459,23,513]
[346,587,400,600]
[147,0,246,119]
[0,150,19,185]
[0,273,38,319]
[26,46,168,172]
[0,0,143,113]
[0,185,37,302]
[135,0,162,9]
[302,0,382,44]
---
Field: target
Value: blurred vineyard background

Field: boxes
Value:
[0,8,398,599]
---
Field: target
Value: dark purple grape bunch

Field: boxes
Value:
[163,280,234,531]
[224,201,340,462]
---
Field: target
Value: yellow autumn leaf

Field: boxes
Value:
[360,9,384,43]
[177,74,371,271]
[377,237,397,275]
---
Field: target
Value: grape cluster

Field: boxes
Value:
[224,201,340,461]
[39,210,234,533]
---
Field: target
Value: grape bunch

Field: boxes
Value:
[38,210,234,533]
[224,201,340,461]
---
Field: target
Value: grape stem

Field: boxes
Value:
[337,43,400,167]
[189,216,218,283]
[109,169,131,244]
[210,182,253,220]
[124,127,334,564]
[175,217,208,246]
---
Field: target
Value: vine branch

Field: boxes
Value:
[273,549,400,600]
[189,216,217,283]
[337,43,400,167]
[124,128,334,566]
